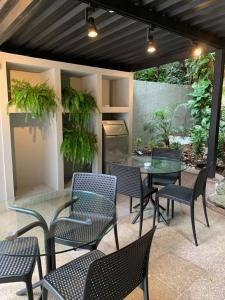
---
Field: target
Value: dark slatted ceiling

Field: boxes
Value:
[0,0,224,71]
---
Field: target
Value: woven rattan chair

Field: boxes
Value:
[0,227,42,300]
[149,148,182,217]
[50,172,118,268]
[42,226,156,300]
[109,163,157,237]
[153,166,210,246]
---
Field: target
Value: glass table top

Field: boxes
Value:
[123,156,187,174]
[0,190,115,256]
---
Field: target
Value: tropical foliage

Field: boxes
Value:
[134,62,188,84]
[185,54,215,160]
[8,80,57,121]
[144,108,172,147]
[60,86,98,167]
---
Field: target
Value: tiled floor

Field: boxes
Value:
[1,171,225,300]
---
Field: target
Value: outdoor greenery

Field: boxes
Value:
[185,53,214,161]
[60,87,98,167]
[136,53,225,167]
[144,108,172,147]
[8,80,57,121]
[217,107,225,164]
[134,62,188,84]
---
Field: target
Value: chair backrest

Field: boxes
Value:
[72,172,117,203]
[109,163,142,198]
[83,227,156,300]
[192,166,210,199]
[152,148,181,160]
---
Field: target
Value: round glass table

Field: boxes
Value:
[125,155,187,175]
[0,190,115,273]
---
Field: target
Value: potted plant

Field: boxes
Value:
[60,86,98,169]
[8,79,57,121]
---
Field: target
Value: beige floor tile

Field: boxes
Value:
[178,273,225,300]
[125,275,179,300]
[150,252,205,294]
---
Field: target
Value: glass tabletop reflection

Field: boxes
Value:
[124,155,187,174]
[0,190,115,257]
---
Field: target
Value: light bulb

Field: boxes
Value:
[193,44,202,57]
[87,17,98,38]
[147,41,156,53]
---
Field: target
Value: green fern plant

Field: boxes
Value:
[61,128,97,165]
[8,80,57,121]
[62,87,98,125]
[60,86,98,167]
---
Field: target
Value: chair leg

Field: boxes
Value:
[26,280,34,300]
[42,286,48,300]
[190,205,198,246]
[153,195,158,227]
[143,276,149,300]
[157,197,160,223]
[171,200,174,218]
[179,174,181,186]
[51,238,56,271]
[139,198,144,237]
[130,196,133,213]
[114,223,120,250]
[37,247,43,281]
[167,199,170,217]
[202,194,210,227]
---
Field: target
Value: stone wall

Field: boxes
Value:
[133,80,192,147]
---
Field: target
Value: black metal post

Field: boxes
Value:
[207,49,225,177]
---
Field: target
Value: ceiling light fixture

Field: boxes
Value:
[147,25,156,54]
[85,6,98,38]
[193,41,202,57]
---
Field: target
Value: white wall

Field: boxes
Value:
[10,114,45,190]
[0,51,133,201]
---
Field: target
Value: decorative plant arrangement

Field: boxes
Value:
[185,54,214,159]
[135,52,225,173]
[144,108,172,148]
[60,86,98,168]
[8,80,57,121]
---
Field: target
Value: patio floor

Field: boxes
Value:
[1,171,225,300]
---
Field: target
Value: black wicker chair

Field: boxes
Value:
[42,226,156,300]
[109,163,157,237]
[153,166,210,246]
[0,223,43,300]
[149,148,182,217]
[50,172,118,269]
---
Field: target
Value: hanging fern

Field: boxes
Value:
[61,86,98,167]
[62,87,98,126]
[60,128,97,166]
[8,80,57,121]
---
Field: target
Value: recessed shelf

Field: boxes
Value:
[102,106,129,113]
[102,76,129,108]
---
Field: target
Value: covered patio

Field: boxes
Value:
[0,1,225,300]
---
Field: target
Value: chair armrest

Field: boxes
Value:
[50,196,79,224]
[6,221,44,241]
[8,205,49,233]
[52,217,92,226]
